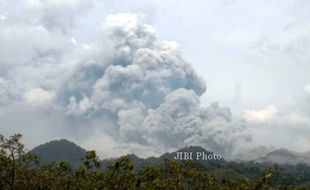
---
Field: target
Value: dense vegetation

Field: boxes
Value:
[1,134,310,190]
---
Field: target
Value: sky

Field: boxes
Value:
[147,0,310,111]
[0,0,310,159]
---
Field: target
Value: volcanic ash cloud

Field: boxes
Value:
[61,13,250,157]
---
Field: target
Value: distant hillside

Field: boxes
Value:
[29,140,310,187]
[30,139,310,167]
[31,139,86,167]
[255,149,310,165]
[101,146,225,171]
[159,146,225,168]
[236,145,276,161]
[30,142,227,171]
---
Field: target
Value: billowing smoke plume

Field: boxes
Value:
[0,1,251,158]
[1,1,310,159]
[57,13,251,157]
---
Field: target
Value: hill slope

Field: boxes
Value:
[255,149,310,165]
[29,140,310,186]
[31,139,87,167]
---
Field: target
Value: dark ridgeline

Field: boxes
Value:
[29,138,310,188]
[2,134,310,189]
[30,139,87,168]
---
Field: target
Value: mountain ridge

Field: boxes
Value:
[254,148,310,165]
[30,139,310,167]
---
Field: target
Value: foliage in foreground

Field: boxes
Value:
[0,134,308,190]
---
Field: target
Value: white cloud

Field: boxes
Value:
[26,0,41,8]
[70,38,77,45]
[294,137,310,152]
[65,96,92,115]
[304,84,310,94]
[285,113,310,126]
[27,0,93,33]
[23,88,55,105]
[244,105,278,123]
[0,78,22,108]
[102,13,157,62]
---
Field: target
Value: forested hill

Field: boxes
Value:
[1,134,310,189]
[30,139,86,168]
[31,139,310,168]
[30,140,226,170]
[29,139,310,188]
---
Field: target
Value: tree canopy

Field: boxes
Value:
[0,134,309,190]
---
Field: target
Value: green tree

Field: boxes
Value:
[0,134,38,190]
[73,150,105,190]
[105,156,136,190]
